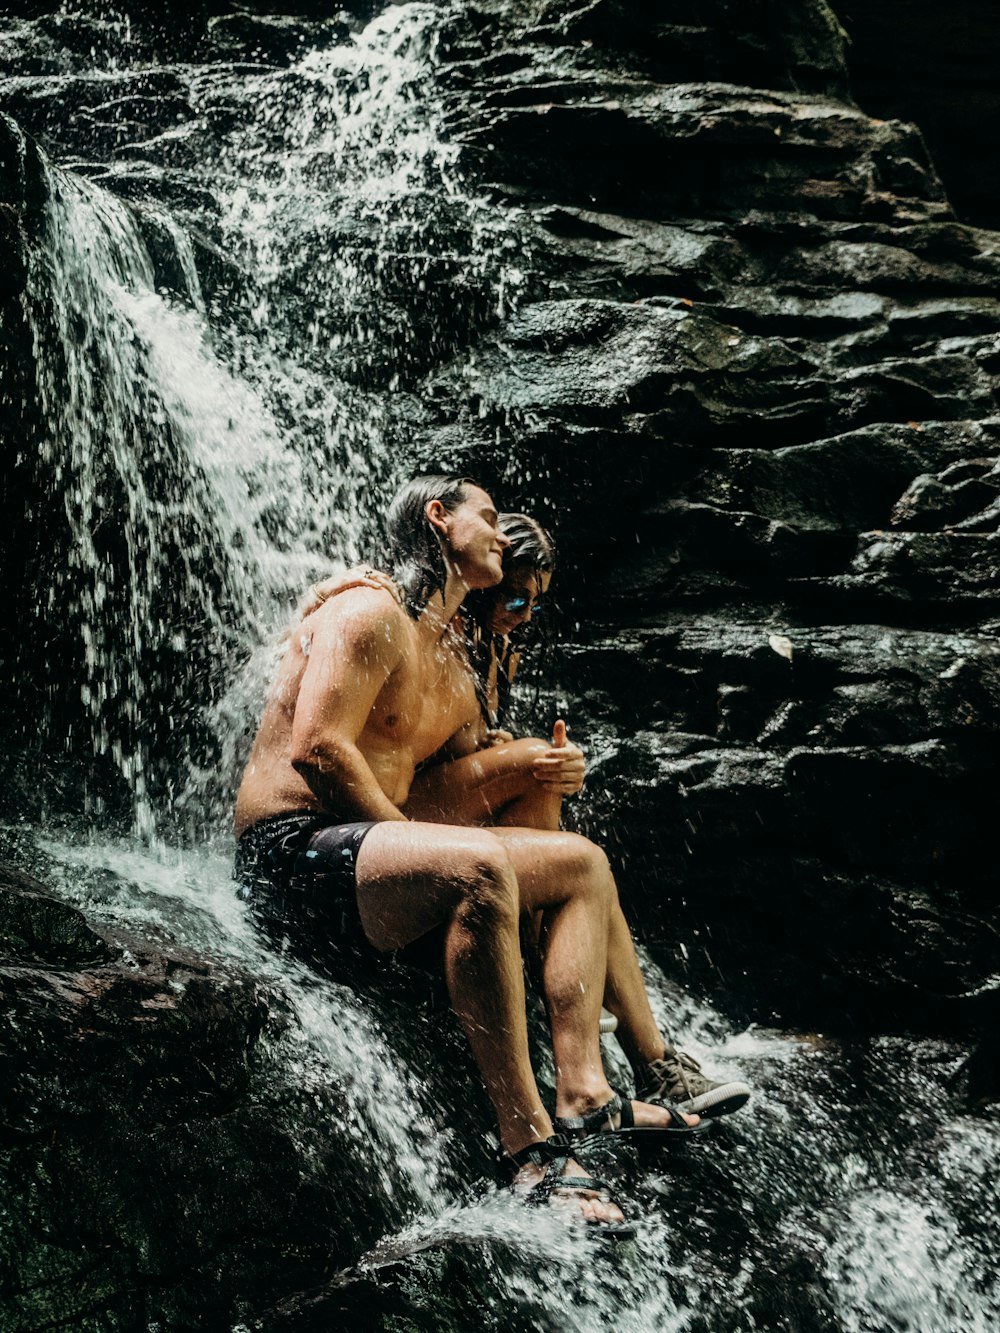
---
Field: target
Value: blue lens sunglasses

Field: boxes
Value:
[502,593,544,614]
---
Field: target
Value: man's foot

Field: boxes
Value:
[638,1045,752,1120]
[507,1137,628,1228]
[555,1090,706,1141]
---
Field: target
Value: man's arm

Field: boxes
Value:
[289,590,408,822]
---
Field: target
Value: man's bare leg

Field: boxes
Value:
[355,821,545,1151]
[353,821,625,1224]
[489,828,694,1129]
[407,747,672,1074]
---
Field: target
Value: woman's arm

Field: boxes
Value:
[299,567,400,620]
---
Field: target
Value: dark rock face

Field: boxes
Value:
[0,863,285,1330]
[0,861,471,1331]
[416,1,1000,1029]
[839,0,1000,231]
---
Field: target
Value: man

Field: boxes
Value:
[236,475,697,1228]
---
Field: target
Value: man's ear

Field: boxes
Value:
[425,499,448,535]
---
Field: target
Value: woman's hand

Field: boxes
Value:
[300,567,400,618]
[531,718,586,795]
[481,728,515,748]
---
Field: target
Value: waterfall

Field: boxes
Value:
[8,0,535,1280]
[21,159,312,835]
[3,2,998,1329]
[14,3,528,835]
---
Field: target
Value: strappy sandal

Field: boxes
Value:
[554,1091,710,1144]
[505,1134,634,1237]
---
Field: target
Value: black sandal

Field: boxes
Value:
[554,1091,710,1144]
[505,1134,634,1236]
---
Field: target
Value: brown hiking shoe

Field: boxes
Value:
[638,1046,752,1120]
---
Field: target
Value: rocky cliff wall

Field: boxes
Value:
[2,4,999,1329]
[840,0,1000,231]
[419,0,1000,1029]
[1,0,998,1024]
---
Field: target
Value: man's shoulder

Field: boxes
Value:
[309,583,411,648]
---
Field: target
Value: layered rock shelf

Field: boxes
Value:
[1,1,999,1326]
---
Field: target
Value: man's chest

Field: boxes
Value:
[373,637,479,754]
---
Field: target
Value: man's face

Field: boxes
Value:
[440,485,509,589]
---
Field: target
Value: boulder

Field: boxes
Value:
[0,861,484,1331]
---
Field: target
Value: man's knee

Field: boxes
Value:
[455,834,519,931]
[560,831,612,885]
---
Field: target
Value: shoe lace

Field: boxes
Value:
[647,1046,704,1099]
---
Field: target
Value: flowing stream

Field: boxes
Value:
[3,3,998,1329]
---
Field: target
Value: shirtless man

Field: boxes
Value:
[235,474,699,1228]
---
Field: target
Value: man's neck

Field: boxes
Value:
[418,573,468,640]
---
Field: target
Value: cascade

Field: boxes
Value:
[0,1,997,1329]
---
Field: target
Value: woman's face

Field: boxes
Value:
[487,563,552,637]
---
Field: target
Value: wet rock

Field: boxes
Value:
[0,862,479,1332]
[548,615,1000,1026]
[453,79,947,226]
[957,1033,1000,1108]
[205,12,348,65]
[838,530,1000,608]
[0,70,194,165]
[890,456,1000,532]
[0,864,113,966]
[841,0,1000,230]
[460,0,851,96]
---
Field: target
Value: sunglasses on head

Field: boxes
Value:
[502,593,543,614]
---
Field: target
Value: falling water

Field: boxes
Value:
[3,2,998,1329]
[21,156,313,834]
[7,0,543,1292]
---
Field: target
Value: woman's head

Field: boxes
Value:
[485,513,556,638]
[384,474,505,614]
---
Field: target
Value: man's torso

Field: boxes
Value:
[234,591,479,835]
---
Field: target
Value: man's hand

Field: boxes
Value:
[531,717,586,795]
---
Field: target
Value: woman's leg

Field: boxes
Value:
[488,828,693,1127]
[403,739,564,829]
[406,747,672,1076]
[603,886,667,1069]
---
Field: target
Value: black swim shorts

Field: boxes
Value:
[235,810,377,963]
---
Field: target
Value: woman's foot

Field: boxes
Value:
[638,1046,752,1120]
[554,1090,705,1138]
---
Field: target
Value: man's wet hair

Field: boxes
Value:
[385,473,483,616]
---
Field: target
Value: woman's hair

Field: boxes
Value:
[497,512,556,573]
[384,474,481,616]
[464,511,557,727]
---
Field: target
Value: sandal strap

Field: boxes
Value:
[504,1132,575,1174]
[661,1103,693,1129]
[554,1091,632,1137]
[531,1173,610,1203]
[555,1175,607,1194]
[507,1138,626,1217]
